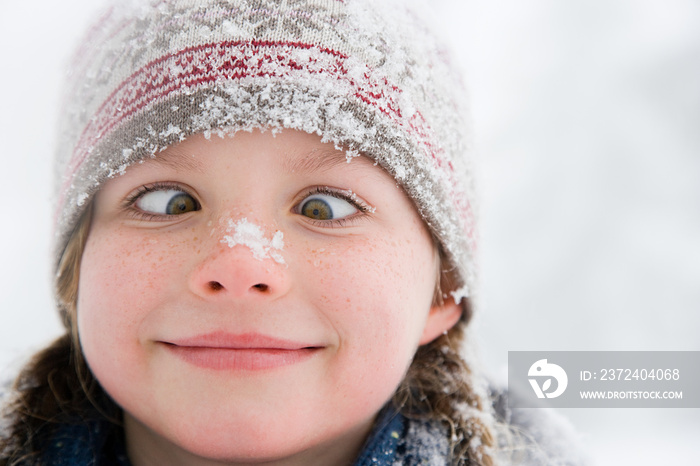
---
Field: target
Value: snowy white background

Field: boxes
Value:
[1,0,698,464]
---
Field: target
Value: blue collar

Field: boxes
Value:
[41,406,447,466]
[353,405,406,466]
[42,418,129,466]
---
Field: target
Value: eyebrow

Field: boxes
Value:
[149,148,206,173]
[150,143,375,177]
[283,148,357,175]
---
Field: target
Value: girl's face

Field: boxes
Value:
[78,129,461,465]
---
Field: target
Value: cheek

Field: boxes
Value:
[302,227,436,371]
[76,229,185,378]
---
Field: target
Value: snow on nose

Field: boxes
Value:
[220,217,285,265]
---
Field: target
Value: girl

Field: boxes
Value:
[1,0,582,464]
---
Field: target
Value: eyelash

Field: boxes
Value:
[123,182,197,221]
[122,183,372,225]
[297,186,372,227]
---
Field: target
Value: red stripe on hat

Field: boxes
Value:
[61,40,451,209]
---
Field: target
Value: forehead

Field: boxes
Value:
[140,131,389,181]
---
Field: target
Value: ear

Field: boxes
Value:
[418,297,463,345]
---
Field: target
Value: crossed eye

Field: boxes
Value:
[136,189,199,215]
[299,193,357,220]
[134,187,359,221]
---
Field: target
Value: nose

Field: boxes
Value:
[188,239,290,300]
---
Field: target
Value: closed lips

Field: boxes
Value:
[160,332,323,370]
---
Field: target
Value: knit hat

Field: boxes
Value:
[54,0,476,309]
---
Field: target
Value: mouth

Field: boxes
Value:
[160,332,323,371]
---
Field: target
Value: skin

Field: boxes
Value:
[78,129,461,466]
